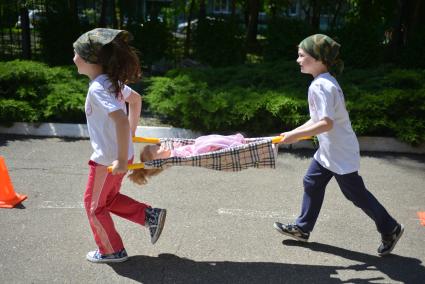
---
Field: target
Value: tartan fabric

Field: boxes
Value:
[142,138,277,171]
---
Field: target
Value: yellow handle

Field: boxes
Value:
[131,135,311,145]
[271,135,312,144]
[132,137,161,143]
[107,163,145,173]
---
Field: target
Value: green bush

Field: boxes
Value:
[42,81,86,123]
[145,62,310,135]
[0,60,87,124]
[146,61,425,144]
[0,99,38,125]
[1,60,424,145]
[0,60,51,103]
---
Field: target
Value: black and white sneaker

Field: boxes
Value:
[378,223,404,256]
[274,222,310,242]
[145,207,167,244]
[86,248,128,263]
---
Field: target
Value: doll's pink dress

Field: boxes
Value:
[171,134,245,157]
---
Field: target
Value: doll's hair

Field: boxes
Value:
[98,37,141,98]
[128,145,164,185]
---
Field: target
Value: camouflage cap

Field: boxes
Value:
[299,34,344,75]
[73,28,131,64]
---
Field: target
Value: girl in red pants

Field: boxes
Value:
[73,28,166,263]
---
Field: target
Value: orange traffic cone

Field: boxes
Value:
[418,212,425,226]
[0,156,27,208]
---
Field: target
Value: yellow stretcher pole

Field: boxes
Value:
[107,135,312,172]
[271,135,312,144]
[132,137,161,144]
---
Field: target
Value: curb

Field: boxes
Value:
[1,122,424,154]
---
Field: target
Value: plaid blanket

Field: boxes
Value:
[142,138,277,171]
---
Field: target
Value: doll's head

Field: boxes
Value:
[127,145,170,185]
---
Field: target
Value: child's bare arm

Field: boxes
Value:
[281,117,333,144]
[281,119,314,136]
[109,109,130,174]
[126,90,142,137]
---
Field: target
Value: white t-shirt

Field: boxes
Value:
[308,72,360,174]
[85,74,134,166]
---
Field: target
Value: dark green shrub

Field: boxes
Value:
[0,99,38,125]
[348,88,425,145]
[145,62,309,135]
[41,81,86,123]
[146,61,425,144]
[0,60,87,123]
[0,60,50,102]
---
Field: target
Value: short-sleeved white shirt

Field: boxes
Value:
[85,74,134,166]
[308,72,360,174]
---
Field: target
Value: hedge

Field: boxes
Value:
[145,61,425,145]
[0,60,87,124]
[1,60,424,145]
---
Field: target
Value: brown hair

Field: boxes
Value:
[98,37,141,98]
[128,145,164,185]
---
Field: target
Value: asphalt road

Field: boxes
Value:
[1,135,424,283]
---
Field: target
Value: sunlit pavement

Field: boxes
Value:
[1,135,424,283]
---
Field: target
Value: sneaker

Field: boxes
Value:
[86,248,128,263]
[378,223,404,256]
[145,207,167,244]
[274,222,310,242]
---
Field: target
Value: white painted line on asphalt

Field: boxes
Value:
[39,201,84,209]
[217,208,297,219]
[217,208,330,220]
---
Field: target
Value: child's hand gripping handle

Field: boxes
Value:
[106,137,160,173]
[107,163,145,173]
[272,135,312,144]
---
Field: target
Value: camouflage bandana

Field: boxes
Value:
[73,28,131,64]
[299,34,344,75]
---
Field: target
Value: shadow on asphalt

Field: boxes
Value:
[282,240,424,283]
[108,243,424,283]
[0,134,88,146]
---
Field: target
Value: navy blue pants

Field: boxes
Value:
[296,159,398,235]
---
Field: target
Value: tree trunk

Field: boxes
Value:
[69,0,78,24]
[231,0,237,19]
[68,0,80,32]
[392,0,408,55]
[99,0,108,27]
[112,0,118,29]
[269,0,277,20]
[199,0,206,21]
[184,0,196,57]
[246,0,260,52]
[310,0,320,29]
[330,0,343,30]
[406,0,425,43]
[20,7,31,59]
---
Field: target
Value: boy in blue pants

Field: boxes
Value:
[274,34,403,256]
